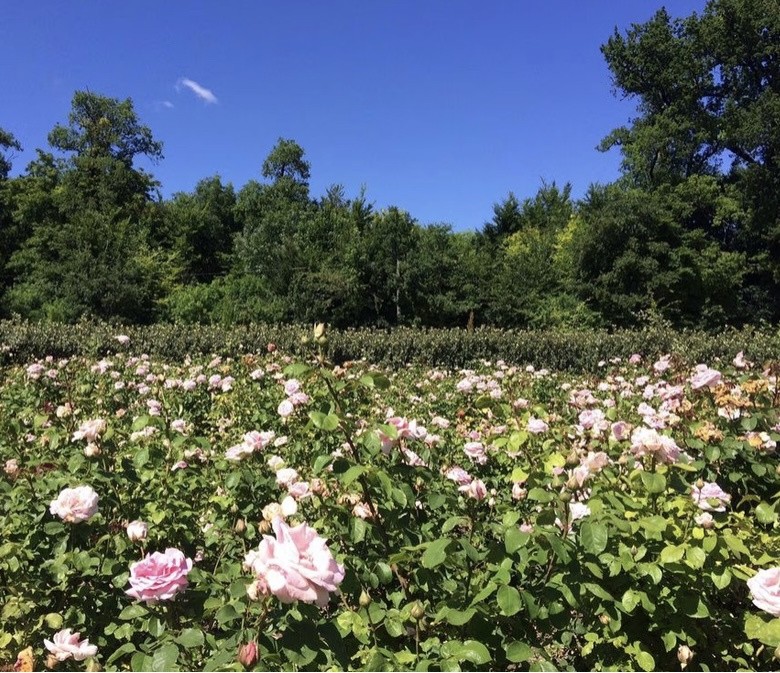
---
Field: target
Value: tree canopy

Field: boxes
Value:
[0,0,777,328]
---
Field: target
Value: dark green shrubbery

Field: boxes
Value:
[0,319,777,371]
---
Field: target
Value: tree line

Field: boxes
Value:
[0,0,777,329]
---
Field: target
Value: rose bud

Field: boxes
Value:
[126,520,148,543]
[238,641,259,668]
[84,443,101,458]
[234,518,246,535]
[677,644,693,669]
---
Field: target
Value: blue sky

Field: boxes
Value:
[2,1,706,231]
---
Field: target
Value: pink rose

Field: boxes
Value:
[50,486,99,523]
[126,548,193,603]
[445,466,472,485]
[611,421,631,441]
[630,427,680,464]
[748,567,780,616]
[244,518,345,607]
[278,399,295,418]
[463,441,487,464]
[691,482,731,512]
[44,629,98,662]
[689,364,722,390]
[72,418,106,443]
[459,478,487,501]
[527,417,549,434]
[284,379,301,396]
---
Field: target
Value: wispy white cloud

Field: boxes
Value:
[162,100,174,109]
[176,77,218,104]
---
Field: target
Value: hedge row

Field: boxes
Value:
[0,319,778,371]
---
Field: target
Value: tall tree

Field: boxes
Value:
[599,0,780,317]
[7,91,169,322]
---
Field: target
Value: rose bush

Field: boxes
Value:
[0,328,778,670]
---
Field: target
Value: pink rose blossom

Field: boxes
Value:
[5,458,19,477]
[44,629,98,662]
[50,486,99,523]
[463,441,487,464]
[512,482,527,500]
[445,466,472,485]
[630,427,680,464]
[126,548,193,603]
[459,478,487,501]
[527,417,549,434]
[244,430,275,451]
[612,421,631,442]
[748,567,780,616]
[628,353,642,364]
[287,480,311,500]
[278,399,295,418]
[733,351,749,369]
[276,467,299,487]
[244,518,345,607]
[72,418,106,443]
[691,482,731,512]
[689,364,722,390]
[284,379,301,396]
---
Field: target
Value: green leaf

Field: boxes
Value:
[309,411,340,431]
[443,607,476,625]
[340,464,368,486]
[175,628,204,648]
[756,502,777,525]
[43,522,64,535]
[746,614,780,646]
[118,604,149,620]
[506,641,532,663]
[660,544,686,564]
[579,522,608,555]
[350,517,367,543]
[456,640,492,665]
[422,538,451,568]
[107,642,137,665]
[497,585,522,616]
[635,649,655,672]
[151,643,179,671]
[44,613,63,629]
[640,471,666,494]
[505,527,529,554]
[621,589,640,613]
[528,487,554,503]
[215,604,240,625]
[685,546,706,570]
[284,363,311,377]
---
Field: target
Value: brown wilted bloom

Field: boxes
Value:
[741,378,769,395]
[693,422,723,443]
[713,388,752,409]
